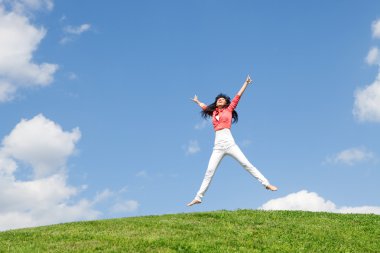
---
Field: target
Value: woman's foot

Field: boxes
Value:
[187,199,202,206]
[266,185,278,191]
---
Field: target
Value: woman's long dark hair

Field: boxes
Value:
[201,93,238,123]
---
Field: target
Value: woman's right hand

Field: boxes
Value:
[191,94,199,103]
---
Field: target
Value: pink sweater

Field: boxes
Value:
[201,95,241,131]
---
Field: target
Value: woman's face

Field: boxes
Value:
[216,97,227,108]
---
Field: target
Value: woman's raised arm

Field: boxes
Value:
[191,95,207,109]
[237,75,252,97]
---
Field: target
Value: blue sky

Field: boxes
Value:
[0,0,380,230]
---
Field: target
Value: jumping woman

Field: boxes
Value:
[187,75,277,207]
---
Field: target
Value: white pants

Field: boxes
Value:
[194,129,270,202]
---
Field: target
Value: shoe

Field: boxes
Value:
[187,199,202,206]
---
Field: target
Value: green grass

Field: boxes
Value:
[0,210,379,252]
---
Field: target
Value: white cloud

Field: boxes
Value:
[0,114,100,231]
[185,140,200,155]
[354,19,380,122]
[2,114,81,178]
[0,198,98,231]
[110,200,139,213]
[60,23,91,45]
[326,147,374,166]
[92,189,114,204]
[365,47,379,65]
[1,0,53,14]
[353,75,380,122]
[118,186,128,193]
[92,187,138,215]
[136,170,148,178]
[239,139,252,147]
[372,19,380,38]
[259,190,380,215]
[0,81,16,102]
[64,24,91,35]
[0,5,58,102]
[260,190,336,212]
[194,120,208,130]
[59,36,72,45]
[68,72,77,80]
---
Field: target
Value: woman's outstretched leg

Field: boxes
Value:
[227,145,277,191]
[187,149,225,206]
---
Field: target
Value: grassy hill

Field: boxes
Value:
[0,209,379,252]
